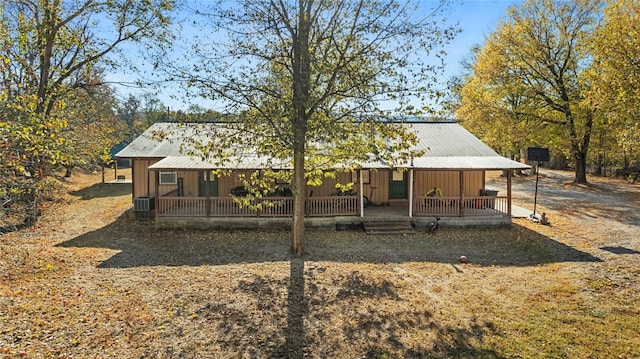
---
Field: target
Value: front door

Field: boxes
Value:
[198,171,218,197]
[389,170,407,200]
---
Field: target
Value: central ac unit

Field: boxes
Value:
[134,196,155,212]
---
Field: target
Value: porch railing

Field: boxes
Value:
[306,196,359,217]
[157,196,359,218]
[156,195,506,218]
[413,195,509,217]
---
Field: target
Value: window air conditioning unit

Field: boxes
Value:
[134,196,155,212]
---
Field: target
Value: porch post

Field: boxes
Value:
[507,170,512,217]
[408,168,414,217]
[205,170,211,218]
[154,170,159,214]
[359,169,364,217]
[459,170,464,217]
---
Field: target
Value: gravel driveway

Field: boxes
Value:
[490,169,640,257]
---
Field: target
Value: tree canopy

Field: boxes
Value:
[591,0,640,172]
[157,0,458,254]
[0,0,174,231]
[456,0,602,183]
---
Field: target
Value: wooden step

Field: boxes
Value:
[364,221,415,235]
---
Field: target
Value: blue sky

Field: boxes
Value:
[444,0,520,77]
[106,0,521,111]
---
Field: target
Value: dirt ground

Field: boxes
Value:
[1,169,638,358]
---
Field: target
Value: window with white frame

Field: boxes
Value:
[159,171,177,185]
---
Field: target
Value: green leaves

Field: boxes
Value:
[456,0,601,183]
[0,0,174,230]
[156,0,459,252]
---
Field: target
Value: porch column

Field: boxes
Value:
[154,170,159,214]
[205,170,211,218]
[359,169,364,217]
[408,168,414,217]
[459,170,464,217]
[507,170,512,217]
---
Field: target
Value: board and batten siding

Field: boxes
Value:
[413,170,484,197]
[132,161,486,202]
[132,159,157,199]
[217,170,254,197]
[363,170,390,203]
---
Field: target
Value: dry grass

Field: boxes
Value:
[1,171,639,358]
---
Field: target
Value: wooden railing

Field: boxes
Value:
[306,196,359,217]
[157,195,506,218]
[413,196,461,216]
[158,196,358,218]
[413,195,509,217]
[158,197,295,217]
[157,197,208,217]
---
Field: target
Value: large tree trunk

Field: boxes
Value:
[574,149,588,184]
[290,0,311,255]
[291,140,306,255]
[568,110,593,184]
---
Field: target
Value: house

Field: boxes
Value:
[115,121,530,229]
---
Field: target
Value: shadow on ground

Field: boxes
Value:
[53,208,601,358]
[57,214,600,268]
[69,182,131,200]
[600,246,640,255]
[507,171,640,227]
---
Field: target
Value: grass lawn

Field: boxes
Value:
[1,171,638,358]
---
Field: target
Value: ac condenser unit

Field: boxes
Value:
[133,196,155,212]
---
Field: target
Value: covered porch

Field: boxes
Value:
[153,190,511,219]
[145,156,518,225]
[152,198,515,231]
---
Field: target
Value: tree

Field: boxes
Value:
[61,73,125,174]
[162,0,458,254]
[457,0,601,183]
[454,45,534,160]
[117,94,143,137]
[0,0,174,229]
[591,0,640,175]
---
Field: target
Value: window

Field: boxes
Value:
[351,169,370,184]
[159,171,177,185]
[392,170,404,182]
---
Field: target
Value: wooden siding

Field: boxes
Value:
[132,160,485,207]
[366,170,390,203]
[132,159,157,198]
[218,170,254,197]
[307,172,351,197]
[306,170,391,204]
[413,170,484,197]
[464,170,485,196]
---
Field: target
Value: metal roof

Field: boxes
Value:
[118,122,530,170]
[149,155,293,171]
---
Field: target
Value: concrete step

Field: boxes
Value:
[364,221,415,235]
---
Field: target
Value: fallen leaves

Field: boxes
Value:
[0,170,638,357]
